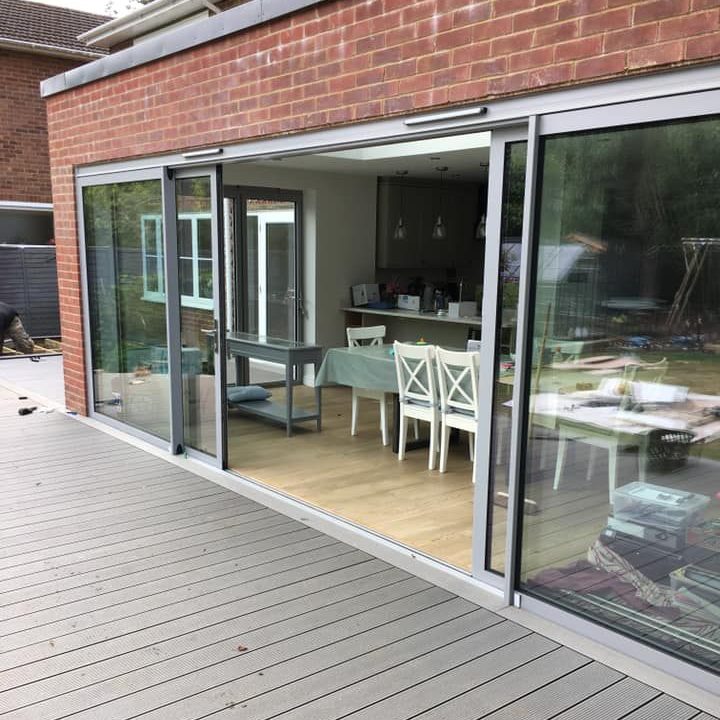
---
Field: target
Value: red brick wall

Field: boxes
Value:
[46,0,720,413]
[0,50,83,204]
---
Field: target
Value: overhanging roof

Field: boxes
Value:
[77,0,215,51]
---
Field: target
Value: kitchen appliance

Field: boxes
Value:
[351,283,379,307]
[447,301,477,318]
[397,294,420,311]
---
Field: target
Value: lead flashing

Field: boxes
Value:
[41,0,323,98]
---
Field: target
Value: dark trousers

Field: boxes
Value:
[2,316,34,354]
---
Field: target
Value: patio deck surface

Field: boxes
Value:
[0,384,716,720]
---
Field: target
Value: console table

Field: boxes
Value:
[225,332,322,437]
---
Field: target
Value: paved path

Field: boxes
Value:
[0,386,716,719]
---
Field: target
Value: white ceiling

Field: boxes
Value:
[253,132,491,182]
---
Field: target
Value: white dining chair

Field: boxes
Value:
[347,325,391,445]
[393,341,439,470]
[435,348,481,474]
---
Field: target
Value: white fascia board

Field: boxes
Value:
[0,38,104,61]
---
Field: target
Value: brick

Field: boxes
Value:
[529,63,574,87]
[604,23,659,51]
[575,50,627,78]
[579,7,632,34]
[491,29,534,55]
[453,2,492,26]
[494,0,534,16]
[447,78,489,102]
[627,38,685,66]
[513,4,560,32]
[686,30,720,56]
[509,45,555,71]
[634,0,690,24]
[555,34,603,60]
[658,9,719,39]
[533,19,580,45]
[470,57,509,77]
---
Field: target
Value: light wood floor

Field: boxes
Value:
[227,386,476,571]
[227,386,720,580]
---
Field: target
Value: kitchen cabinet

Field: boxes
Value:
[376,177,480,270]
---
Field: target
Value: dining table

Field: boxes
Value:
[316,344,407,451]
[316,343,467,454]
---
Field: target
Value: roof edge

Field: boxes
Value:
[77,0,212,50]
[0,37,105,61]
[41,0,324,98]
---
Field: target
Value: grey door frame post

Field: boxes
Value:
[504,115,539,606]
[472,124,528,589]
[162,168,183,455]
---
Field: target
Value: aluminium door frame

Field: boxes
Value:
[512,88,720,694]
[171,164,226,467]
[472,123,533,590]
[234,185,305,344]
[75,166,173,452]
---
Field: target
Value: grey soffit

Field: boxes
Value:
[41,0,326,97]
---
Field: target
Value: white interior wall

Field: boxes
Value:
[222,163,377,356]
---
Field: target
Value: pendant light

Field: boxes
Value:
[432,166,448,241]
[393,170,408,241]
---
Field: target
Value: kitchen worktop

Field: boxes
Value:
[342,306,482,326]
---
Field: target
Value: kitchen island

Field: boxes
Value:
[342,306,481,346]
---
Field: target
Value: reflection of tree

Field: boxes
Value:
[84,181,166,373]
[540,117,720,338]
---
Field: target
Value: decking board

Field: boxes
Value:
[0,386,715,720]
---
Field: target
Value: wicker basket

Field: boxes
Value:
[646,429,694,472]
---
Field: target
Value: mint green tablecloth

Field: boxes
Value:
[316,344,399,393]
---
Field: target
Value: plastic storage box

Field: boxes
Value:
[613,482,709,530]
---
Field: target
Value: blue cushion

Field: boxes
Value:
[227,385,271,403]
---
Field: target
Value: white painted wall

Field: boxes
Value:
[222,163,377,357]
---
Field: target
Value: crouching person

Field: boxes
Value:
[0,301,34,354]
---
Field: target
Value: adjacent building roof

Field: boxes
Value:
[0,0,110,59]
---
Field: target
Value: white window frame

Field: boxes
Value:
[141,211,213,310]
[140,213,165,302]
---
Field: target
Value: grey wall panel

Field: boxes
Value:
[0,245,60,338]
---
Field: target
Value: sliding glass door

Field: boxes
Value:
[174,169,224,459]
[82,174,171,440]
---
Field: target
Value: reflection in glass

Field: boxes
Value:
[176,177,216,455]
[520,117,720,672]
[487,141,527,574]
[83,180,170,439]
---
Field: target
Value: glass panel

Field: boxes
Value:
[487,141,527,574]
[246,215,259,335]
[179,258,194,296]
[178,218,193,258]
[177,176,216,455]
[198,259,213,299]
[242,200,296,385]
[198,217,212,258]
[83,180,170,439]
[520,116,720,672]
[266,222,293,340]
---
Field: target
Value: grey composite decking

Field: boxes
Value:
[0,385,716,720]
